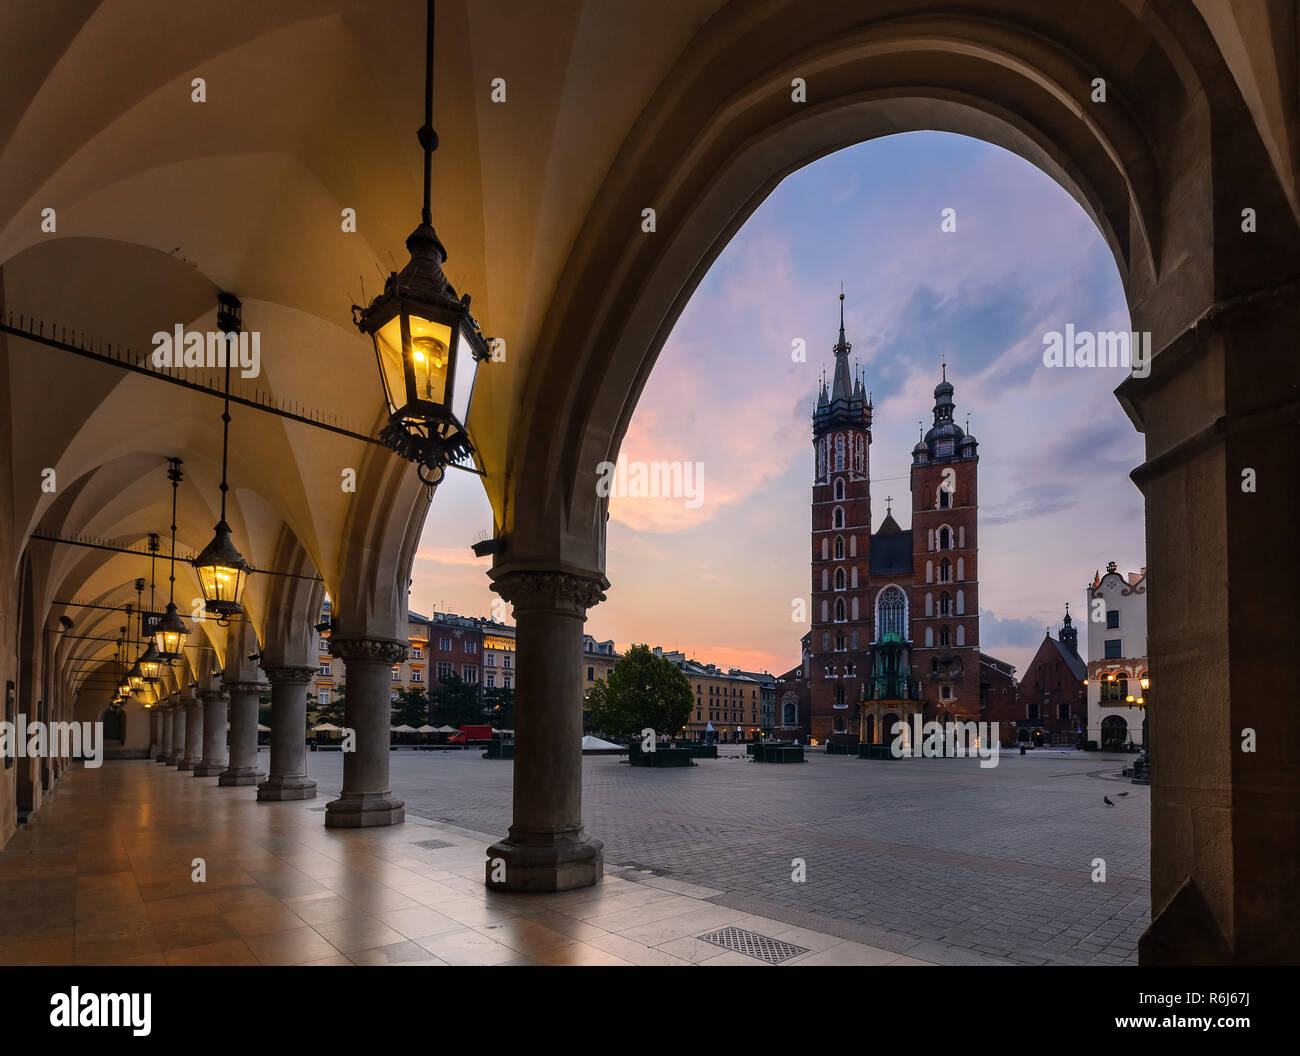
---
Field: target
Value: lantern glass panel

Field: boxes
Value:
[197,562,243,607]
[407,315,453,408]
[450,319,479,424]
[374,315,407,414]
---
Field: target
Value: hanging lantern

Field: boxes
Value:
[155,457,191,659]
[154,601,190,660]
[351,0,488,486]
[127,659,145,693]
[139,640,164,683]
[193,301,252,625]
[192,520,250,624]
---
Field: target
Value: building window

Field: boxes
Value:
[939,558,951,583]
[503,676,511,689]
[876,586,906,637]
[939,626,951,647]
[318,637,329,652]
[939,527,951,550]
[503,654,512,669]
[318,688,330,707]
[411,668,423,682]
[938,488,950,509]
[836,632,845,651]
[437,662,453,681]
[465,640,476,653]
[941,686,951,699]
[1104,639,1122,659]
[391,667,401,681]
[834,598,846,622]
[486,652,496,667]
[939,592,951,616]
[439,636,451,651]
[319,661,331,676]
[587,666,595,681]
[411,645,423,659]
[1106,610,1120,629]
[835,568,845,590]
[834,478,845,501]
[833,506,844,529]
[463,666,478,684]
[486,674,496,688]
[834,536,844,560]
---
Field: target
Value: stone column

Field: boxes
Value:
[324,638,405,828]
[166,703,187,765]
[157,705,173,763]
[484,567,607,891]
[219,681,265,787]
[148,706,162,759]
[179,692,204,771]
[1119,282,1300,964]
[193,688,229,776]
[257,666,316,800]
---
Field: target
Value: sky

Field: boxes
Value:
[413,131,1148,679]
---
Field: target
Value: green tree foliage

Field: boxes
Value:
[433,673,486,727]
[588,643,692,739]
[312,685,347,727]
[483,685,515,728]
[392,686,431,727]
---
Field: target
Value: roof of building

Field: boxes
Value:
[870,528,914,575]
[1050,636,1088,680]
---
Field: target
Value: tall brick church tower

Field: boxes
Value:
[806,294,982,745]
[809,293,873,742]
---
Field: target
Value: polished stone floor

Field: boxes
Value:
[312,745,1150,965]
[0,759,935,966]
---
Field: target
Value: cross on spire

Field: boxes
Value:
[885,495,893,514]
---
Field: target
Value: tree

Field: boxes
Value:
[392,686,431,727]
[588,644,692,739]
[433,673,486,727]
[484,685,515,728]
[312,685,347,727]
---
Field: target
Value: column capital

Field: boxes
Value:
[262,665,316,685]
[196,688,227,704]
[329,637,408,664]
[221,680,264,695]
[489,565,608,615]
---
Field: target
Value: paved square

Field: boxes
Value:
[306,747,1149,965]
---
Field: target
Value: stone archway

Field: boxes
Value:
[490,4,1299,962]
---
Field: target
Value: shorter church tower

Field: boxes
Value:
[908,366,981,722]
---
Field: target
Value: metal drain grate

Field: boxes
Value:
[697,927,809,964]
[414,839,454,850]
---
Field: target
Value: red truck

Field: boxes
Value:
[447,724,494,746]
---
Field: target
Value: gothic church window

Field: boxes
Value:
[835,568,845,590]
[876,586,906,637]
[939,527,951,549]
[835,598,846,622]
[834,536,844,560]
[940,558,951,583]
[833,507,844,529]
[834,478,845,500]
[835,435,845,471]
[940,626,951,647]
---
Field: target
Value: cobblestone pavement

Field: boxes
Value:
[305,747,1149,965]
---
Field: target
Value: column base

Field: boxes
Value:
[176,760,197,772]
[192,761,226,776]
[218,767,266,787]
[257,777,317,801]
[484,830,604,893]
[325,792,405,828]
[158,753,176,764]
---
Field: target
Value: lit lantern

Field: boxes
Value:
[351,0,488,486]
[192,520,250,625]
[154,601,190,661]
[139,640,163,683]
